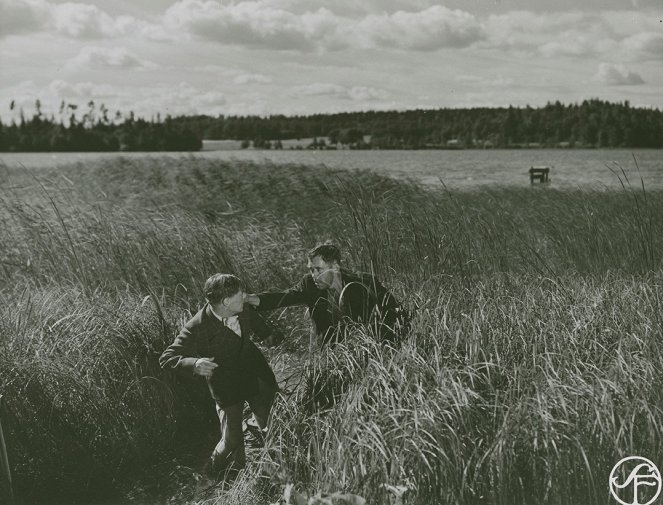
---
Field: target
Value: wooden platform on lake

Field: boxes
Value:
[529,166,551,184]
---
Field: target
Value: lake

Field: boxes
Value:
[1,148,661,191]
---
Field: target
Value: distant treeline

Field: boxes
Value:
[189,99,663,149]
[1,98,661,151]
[0,100,202,152]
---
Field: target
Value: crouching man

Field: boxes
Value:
[246,242,410,347]
[159,273,278,478]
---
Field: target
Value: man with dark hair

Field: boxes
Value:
[160,273,278,478]
[246,242,409,347]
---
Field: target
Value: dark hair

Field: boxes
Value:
[204,273,243,304]
[308,242,341,264]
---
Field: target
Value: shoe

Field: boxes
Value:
[202,456,222,481]
[245,427,266,449]
[203,455,244,483]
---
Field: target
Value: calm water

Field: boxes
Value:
[1,148,661,190]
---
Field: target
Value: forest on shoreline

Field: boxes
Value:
[1,98,662,152]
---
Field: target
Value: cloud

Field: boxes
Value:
[0,0,49,37]
[163,0,484,51]
[48,79,122,99]
[629,0,663,7]
[484,9,663,61]
[51,2,120,38]
[347,86,389,101]
[163,0,340,51]
[356,5,485,50]
[291,82,389,101]
[0,0,167,40]
[129,83,227,116]
[66,46,158,69]
[293,82,346,96]
[621,32,663,60]
[39,80,227,116]
[484,11,618,57]
[595,63,645,86]
[455,74,515,88]
[196,64,233,73]
[233,73,273,84]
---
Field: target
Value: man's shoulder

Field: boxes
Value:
[183,305,212,330]
[342,268,381,286]
[240,304,262,321]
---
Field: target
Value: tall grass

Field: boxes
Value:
[267,273,663,504]
[0,157,661,504]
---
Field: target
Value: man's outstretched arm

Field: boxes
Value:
[246,277,311,311]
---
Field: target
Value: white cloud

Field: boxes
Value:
[291,82,389,101]
[621,32,663,60]
[163,0,484,51]
[0,0,167,40]
[595,63,645,86]
[293,82,347,96]
[48,79,122,99]
[193,90,227,108]
[233,73,273,84]
[483,9,663,61]
[163,0,341,51]
[193,66,273,84]
[196,64,233,73]
[356,5,485,50]
[66,46,158,69]
[34,80,227,117]
[484,11,618,57]
[455,74,515,87]
[0,0,49,37]
[113,82,227,116]
[347,86,389,101]
[51,2,119,38]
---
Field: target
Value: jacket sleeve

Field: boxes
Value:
[159,320,201,376]
[245,305,278,342]
[256,276,311,310]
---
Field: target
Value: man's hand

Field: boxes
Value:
[244,293,260,307]
[193,357,218,377]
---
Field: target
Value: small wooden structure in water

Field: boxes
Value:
[529,166,551,184]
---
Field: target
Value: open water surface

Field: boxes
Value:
[1,148,661,190]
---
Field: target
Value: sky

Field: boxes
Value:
[1,0,662,120]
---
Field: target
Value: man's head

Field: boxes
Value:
[307,243,341,289]
[204,273,245,315]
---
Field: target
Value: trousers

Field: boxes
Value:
[211,376,276,471]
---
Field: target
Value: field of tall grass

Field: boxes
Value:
[0,156,661,504]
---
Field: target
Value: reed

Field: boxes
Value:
[0,157,661,504]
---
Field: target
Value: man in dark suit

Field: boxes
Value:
[159,273,277,478]
[246,242,409,347]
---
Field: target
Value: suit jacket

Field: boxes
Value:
[256,268,407,346]
[159,304,276,406]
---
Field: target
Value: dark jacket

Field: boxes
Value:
[159,304,276,406]
[256,268,408,346]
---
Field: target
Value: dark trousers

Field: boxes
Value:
[211,377,276,470]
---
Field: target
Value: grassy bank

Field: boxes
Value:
[0,157,661,504]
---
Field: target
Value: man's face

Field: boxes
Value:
[222,289,245,315]
[308,255,339,289]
